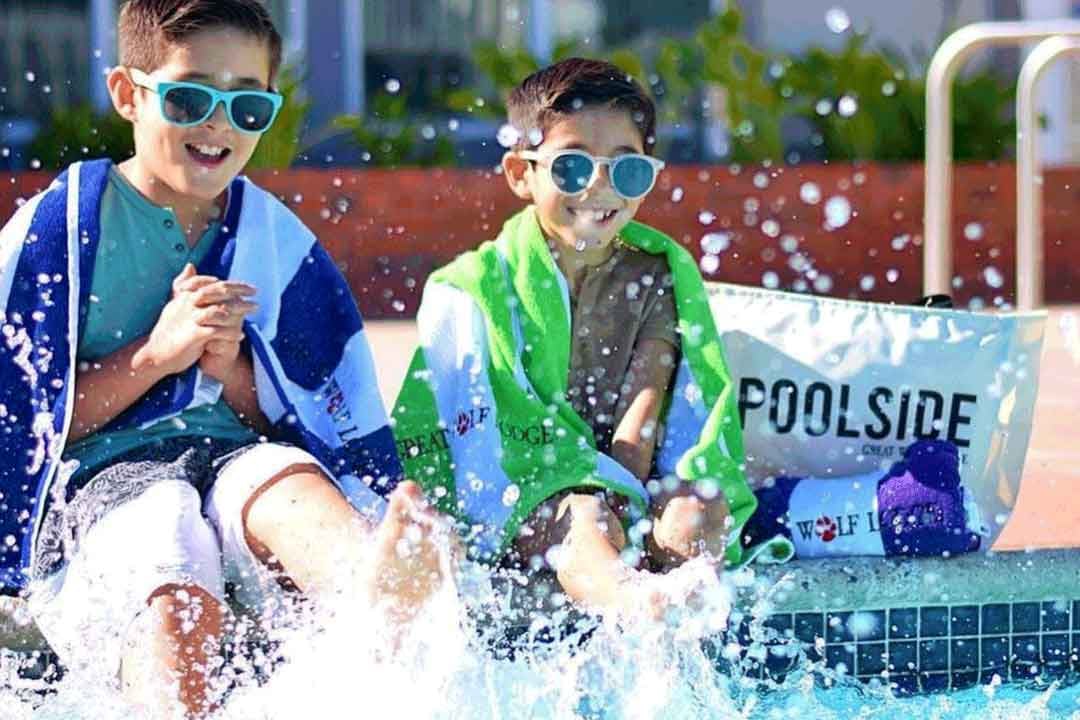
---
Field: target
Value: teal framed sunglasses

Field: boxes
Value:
[129,68,283,134]
[518,149,666,200]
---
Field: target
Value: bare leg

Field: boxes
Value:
[514,491,666,619]
[121,583,224,719]
[241,466,448,623]
[649,484,731,571]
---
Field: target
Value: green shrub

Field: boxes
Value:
[27,104,134,170]
[247,65,311,170]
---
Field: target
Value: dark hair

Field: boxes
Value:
[507,57,657,153]
[118,0,283,85]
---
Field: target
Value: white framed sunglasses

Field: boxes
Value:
[518,149,666,200]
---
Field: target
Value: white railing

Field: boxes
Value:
[923,20,1080,305]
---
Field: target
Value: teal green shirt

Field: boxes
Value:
[63,168,257,476]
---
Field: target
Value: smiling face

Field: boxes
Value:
[110,27,272,208]
[503,105,648,265]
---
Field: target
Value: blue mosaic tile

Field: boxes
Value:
[857,642,887,676]
[889,608,919,639]
[1071,634,1080,665]
[1042,633,1071,664]
[763,614,793,640]
[951,669,979,689]
[794,613,824,645]
[1043,601,1071,632]
[951,638,979,670]
[888,641,918,673]
[1012,603,1040,634]
[951,606,979,636]
[921,672,950,693]
[982,604,1010,634]
[764,645,798,677]
[920,606,949,637]
[890,674,919,695]
[980,639,1010,673]
[1013,635,1040,663]
[850,610,886,641]
[920,639,949,672]
[1073,601,1080,630]
[826,611,853,644]
[826,645,855,675]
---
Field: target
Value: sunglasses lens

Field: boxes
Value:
[610,156,656,198]
[230,94,277,133]
[550,153,594,194]
[162,86,213,125]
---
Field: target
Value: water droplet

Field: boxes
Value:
[886,268,900,283]
[391,299,406,313]
[700,255,720,274]
[860,274,876,292]
[502,484,521,506]
[984,266,1004,288]
[698,210,716,225]
[2,535,15,548]
[700,232,730,254]
[882,80,897,96]
[24,71,35,83]
[420,124,436,140]
[964,222,984,241]
[824,196,852,229]
[30,158,41,170]
[761,219,780,238]
[825,7,852,33]
[753,171,769,189]
[671,187,684,203]
[813,274,834,293]
[837,95,858,117]
[799,182,822,205]
[780,234,799,253]
[891,234,910,251]
[384,78,401,94]
[527,128,544,146]
[496,124,520,148]
[448,118,460,132]
[762,271,780,289]
[815,99,833,116]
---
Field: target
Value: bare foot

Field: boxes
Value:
[368,481,453,624]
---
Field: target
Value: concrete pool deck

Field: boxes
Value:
[366,304,1080,551]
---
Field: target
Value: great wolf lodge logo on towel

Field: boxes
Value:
[705,282,1047,548]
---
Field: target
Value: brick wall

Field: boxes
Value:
[3,163,1077,317]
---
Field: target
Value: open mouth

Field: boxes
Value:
[185,143,232,167]
[569,207,619,224]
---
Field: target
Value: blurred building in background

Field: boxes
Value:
[2,0,1079,167]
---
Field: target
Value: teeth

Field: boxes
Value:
[579,209,615,222]
[193,144,225,157]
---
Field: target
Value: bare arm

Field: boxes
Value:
[68,339,171,442]
[217,346,272,436]
[610,337,678,480]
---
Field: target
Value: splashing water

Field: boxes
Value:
[5,554,1080,719]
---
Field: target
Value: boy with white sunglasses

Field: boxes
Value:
[394,58,785,621]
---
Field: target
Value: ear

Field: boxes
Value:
[107,66,139,123]
[501,151,534,202]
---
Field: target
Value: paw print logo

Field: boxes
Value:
[815,515,838,543]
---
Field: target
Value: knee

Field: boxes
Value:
[145,583,225,625]
[557,493,626,550]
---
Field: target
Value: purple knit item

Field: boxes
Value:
[877,440,981,557]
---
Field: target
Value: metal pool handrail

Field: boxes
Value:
[1016,36,1080,311]
[924,20,1080,303]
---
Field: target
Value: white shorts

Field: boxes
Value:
[28,442,328,680]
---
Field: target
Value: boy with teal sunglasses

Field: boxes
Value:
[2,1,454,716]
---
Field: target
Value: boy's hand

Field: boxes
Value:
[134,264,257,377]
[173,264,260,384]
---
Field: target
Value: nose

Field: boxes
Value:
[584,161,615,195]
[202,98,230,129]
